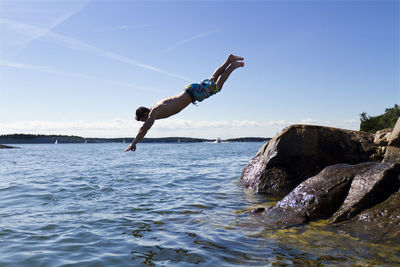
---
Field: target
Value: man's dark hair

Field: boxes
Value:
[135,106,150,121]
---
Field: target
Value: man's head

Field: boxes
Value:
[135,106,150,122]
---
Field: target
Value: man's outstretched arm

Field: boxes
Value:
[124,117,155,152]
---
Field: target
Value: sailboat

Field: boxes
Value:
[55,140,58,144]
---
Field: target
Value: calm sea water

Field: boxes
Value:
[1,143,399,266]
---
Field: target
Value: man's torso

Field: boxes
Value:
[151,91,192,120]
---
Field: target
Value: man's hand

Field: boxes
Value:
[124,113,155,153]
[124,143,136,152]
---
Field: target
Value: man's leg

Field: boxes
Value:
[210,54,244,83]
[215,61,244,90]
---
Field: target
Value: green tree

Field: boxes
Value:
[360,104,400,133]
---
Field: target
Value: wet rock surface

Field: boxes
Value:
[251,161,400,243]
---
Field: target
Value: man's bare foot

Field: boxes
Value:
[230,61,245,69]
[228,54,244,63]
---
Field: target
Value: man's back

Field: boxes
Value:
[150,91,192,120]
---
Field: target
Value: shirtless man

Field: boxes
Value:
[124,54,244,152]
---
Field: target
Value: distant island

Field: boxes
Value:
[0,134,270,144]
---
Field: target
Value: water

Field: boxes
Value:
[1,143,399,266]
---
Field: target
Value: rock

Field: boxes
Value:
[260,162,378,227]
[371,146,387,162]
[0,144,18,149]
[373,128,392,146]
[383,146,400,163]
[383,117,400,163]
[241,125,377,195]
[388,117,400,147]
[330,163,400,223]
[371,128,392,161]
[335,189,400,244]
[379,146,387,155]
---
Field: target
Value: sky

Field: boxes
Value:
[0,0,399,139]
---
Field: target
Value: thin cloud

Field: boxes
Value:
[93,24,152,32]
[299,118,317,124]
[0,18,191,82]
[0,60,161,92]
[5,0,91,54]
[293,118,359,130]
[163,29,221,53]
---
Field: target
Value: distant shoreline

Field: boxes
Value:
[0,134,270,144]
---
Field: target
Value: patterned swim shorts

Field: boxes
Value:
[184,79,220,103]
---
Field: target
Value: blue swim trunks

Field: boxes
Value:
[184,79,220,103]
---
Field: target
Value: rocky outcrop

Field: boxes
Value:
[244,118,400,244]
[241,125,376,195]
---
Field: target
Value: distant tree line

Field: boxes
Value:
[360,104,400,133]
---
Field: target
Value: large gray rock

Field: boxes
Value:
[383,117,400,163]
[257,163,378,227]
[241,125,376,195]
[330,163,400,223]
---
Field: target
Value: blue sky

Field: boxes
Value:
[0,0,399,138]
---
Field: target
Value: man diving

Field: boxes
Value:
[124,54,244,152]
